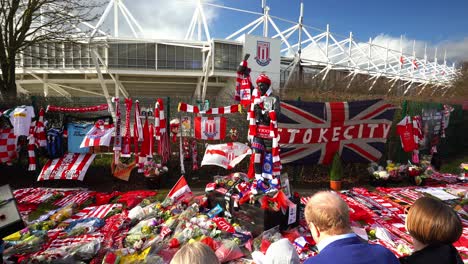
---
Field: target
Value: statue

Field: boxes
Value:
[248,72,281,193]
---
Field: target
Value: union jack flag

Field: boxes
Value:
[278,99,395,164]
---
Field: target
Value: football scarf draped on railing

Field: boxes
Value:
[46,104,108,113]
[121,99,133,157]
[133,101,143,155]
[155,98,170,164]
[27,108,47,171]
[154,98,166,140]
[35,108,47,148]
[178,102,242,115]
[113,98,122,164]
[27,122,37,171]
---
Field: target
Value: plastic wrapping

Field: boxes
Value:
[215,239,244,263]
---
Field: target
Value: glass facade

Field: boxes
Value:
[18,40,242,72]
[157,44,203,70]
[22,42,105,68]
[213,42,243,71]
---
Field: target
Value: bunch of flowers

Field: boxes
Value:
[368,163,390,181]
[407,164,425,185]
[143,160,168,178]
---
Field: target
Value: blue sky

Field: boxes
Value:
[121,0,468,61]
[209,0,467,44]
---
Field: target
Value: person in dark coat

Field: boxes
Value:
[303,191,399,264]
[400,196,463,264]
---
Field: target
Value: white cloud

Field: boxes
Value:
[101,0,218,40]
[371,34,468,63]
[301,33,468,67]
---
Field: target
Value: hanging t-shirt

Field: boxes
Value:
[67,123,93,153]
[9,106,35,137]
[396,116,416,152]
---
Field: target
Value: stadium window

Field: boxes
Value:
[147,43,156,69]
[184,47,193,70]
[65,43,73,68]
[175,46,184,69]
[55,43,64,68]
[81,44,90,67]
[108,43,118,68]
[128,43,137,68]
[136,43,147,68]
[118,43,128,68]
[23,46,32,67]
[157,44,167,69]
[72,44,81,68]
[32,44,40,67]
[97,45,106,66]
[39,43,47,68]
[166,45,175,69]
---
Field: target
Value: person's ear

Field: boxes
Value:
[309,222,320,237]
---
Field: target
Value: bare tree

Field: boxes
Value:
[0,0,102,102]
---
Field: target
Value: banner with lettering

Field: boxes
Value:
[277,99,395,164]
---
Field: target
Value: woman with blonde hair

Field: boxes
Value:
[400,196,463,264]
[170,241,220,264]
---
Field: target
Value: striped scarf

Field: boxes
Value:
[27,122,36,171]
[178,102,241,115]
[113,98,122,165]
[269,110,281,177]
[154,98,166,140]
[121,99,133,157]
[34,108,46,148]
[27,108,47,171]
[235,59,249,101]
[133,100,143,155]
[155,98,170,164]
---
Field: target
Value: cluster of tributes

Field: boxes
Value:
[2,175,467,263]
[0,98,171,183]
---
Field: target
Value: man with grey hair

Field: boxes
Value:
[303,191,399,264]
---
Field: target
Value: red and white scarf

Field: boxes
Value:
[46,104,108,113]
[269,110,281,177]
[133,100,144,155]
[155,98,170,164]
[134,101,144,142]
[121,99,133,157]
[34,108,46,148]
[113,98,122,164]
[178,102,241,115]
[27,122,36,171]
[154,98,166,140]
[27,108,47,171]
[235,59,249,101]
